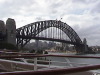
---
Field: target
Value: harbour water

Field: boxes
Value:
[0,52,100,75]
[48,53,100,73]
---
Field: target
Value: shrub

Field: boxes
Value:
[36,50,43,54]
[44,51,48,54]
[0,42,18,50]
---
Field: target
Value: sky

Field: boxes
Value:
[0,0,100,46]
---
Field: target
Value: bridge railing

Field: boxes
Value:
[0,54,100,75]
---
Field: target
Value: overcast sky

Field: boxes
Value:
[0,0,100,46]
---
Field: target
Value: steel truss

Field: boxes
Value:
[16,20,84,52]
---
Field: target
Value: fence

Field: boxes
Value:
[0,54,100,75]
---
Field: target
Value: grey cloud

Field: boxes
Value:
[90,1,100,13]
[0,0,36,18]
[72,0,97,4]
[0,0,100,46]
[78,24,100,37]
[76,24,100,46]
[35,17,43,21]
[48,0,63,8]
[72,24,80,31]
[71,0,87,3]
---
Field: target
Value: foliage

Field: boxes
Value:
[36,50,43,54]
[44,51,48,54]
[0,42,18,50]
[29,49,35,53]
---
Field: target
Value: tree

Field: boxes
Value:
[0,42,18,51]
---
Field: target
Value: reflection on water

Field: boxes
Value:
[48,53,100,73]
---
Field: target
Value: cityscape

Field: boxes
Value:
[0,0,100,75]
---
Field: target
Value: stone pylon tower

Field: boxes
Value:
[0,20,6,35]
[0,20,6,41]
[6,18,16,46]
[83,38,88,52]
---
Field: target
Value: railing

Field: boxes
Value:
[0,54,100,75]
[0,64,6,71]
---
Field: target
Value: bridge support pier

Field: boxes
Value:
[35,40,39,51]
[6,18,16,46]
[75,45,84,54]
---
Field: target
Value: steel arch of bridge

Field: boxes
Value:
[16,20,83,51]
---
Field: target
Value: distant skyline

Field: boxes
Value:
[0,0,100,46]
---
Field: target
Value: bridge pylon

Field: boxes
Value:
[6,18,16,46]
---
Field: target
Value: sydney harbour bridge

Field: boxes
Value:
[0,19,88,53]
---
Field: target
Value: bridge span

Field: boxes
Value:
[16,20,86,53]
[0,19,88,53]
